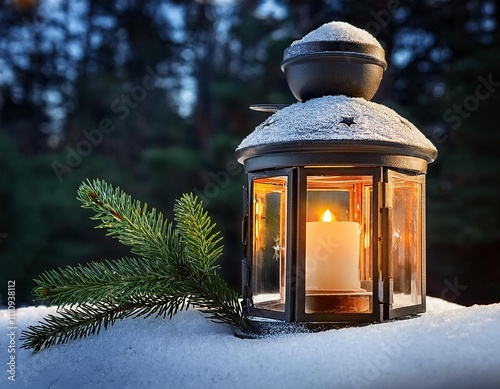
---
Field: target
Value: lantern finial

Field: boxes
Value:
[281,21,387,102]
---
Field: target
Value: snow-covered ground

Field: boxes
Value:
[1,297,499,389]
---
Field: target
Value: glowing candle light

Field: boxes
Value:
[306,209,360,291]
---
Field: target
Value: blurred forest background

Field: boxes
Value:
[1,0,499,307]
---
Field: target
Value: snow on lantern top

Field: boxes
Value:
[236,95,437,164]
[281,21,388,101]
[291,21,381,46]
[236,22,438,168]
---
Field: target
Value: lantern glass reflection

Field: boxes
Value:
[304,175,373,314]
[251,176,288,312]
[390,173,424,308]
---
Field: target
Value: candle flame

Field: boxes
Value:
[322,209,336,222]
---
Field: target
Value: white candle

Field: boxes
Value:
[306,210,360,291]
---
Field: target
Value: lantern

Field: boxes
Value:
[235,22,437,336]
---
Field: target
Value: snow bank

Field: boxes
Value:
[1,297,499,389]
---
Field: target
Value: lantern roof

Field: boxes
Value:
[236,95,438,163]
[236,21,438,167]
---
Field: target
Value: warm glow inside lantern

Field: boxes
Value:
[236,22,437,336]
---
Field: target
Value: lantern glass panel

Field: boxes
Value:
[304,175,373,314]
[390,173,424,308]
[251,176,288,312]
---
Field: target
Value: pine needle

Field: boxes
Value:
[20,294,190,353]
[32,257,180,307]
[77,179,177,262]
[174,193,223,273]
[21,179,247,353]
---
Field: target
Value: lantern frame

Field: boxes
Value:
[238,149,429,335]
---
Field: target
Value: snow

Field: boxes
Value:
[291,21,381,47]
[2,297,500,389]
[236,95,438,161]
[282,21,386,70]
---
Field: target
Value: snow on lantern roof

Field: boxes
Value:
[292,21,381,47]
[236,95,438,162]
[283,21,386,68]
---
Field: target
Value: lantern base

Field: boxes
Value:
[305,289,371,314]
[234,317,310,339]
[234,316,373,339]
[235,313,420,339]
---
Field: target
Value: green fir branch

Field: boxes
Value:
[77,179,178,263]
[188,272,248,329]
[20,294,190,353]
[21,180,247,353]
[174,193,223,273]
[32,257,181,307]
[172,193,246,328]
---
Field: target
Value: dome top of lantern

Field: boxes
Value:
[281,21,387,101]
[236,96,437,165]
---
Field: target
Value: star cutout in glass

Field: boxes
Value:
[339,116,356,127]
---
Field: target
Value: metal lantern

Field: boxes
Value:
[235,22,437,336]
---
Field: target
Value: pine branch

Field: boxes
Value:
[173,193,247,329]
[174,193,223,273]
[32,257,181,307]
[77,179,178,263]
[188,272,248,329]
[20,294,190,353]
[21,180,248,353]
